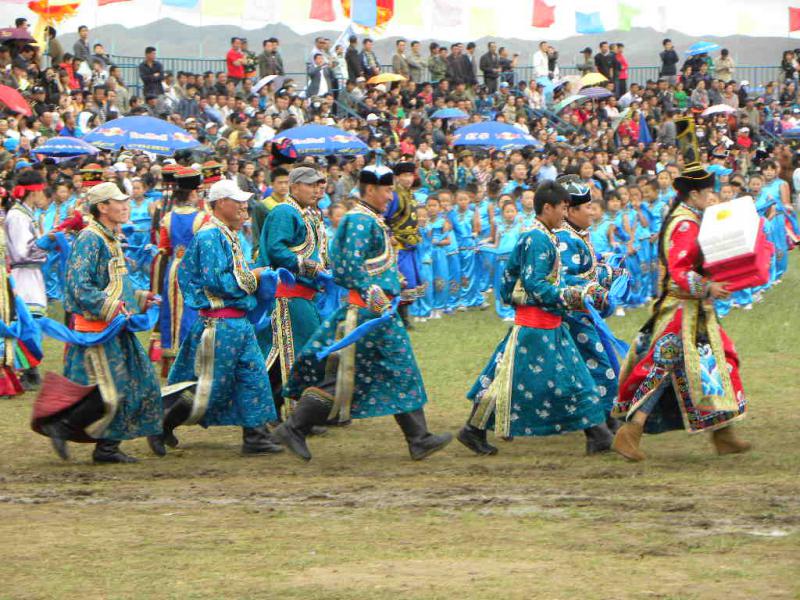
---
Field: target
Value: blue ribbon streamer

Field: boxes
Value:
[35,231,72,276]
[315,297,400,361]
[583,297,630,376]
[37,305,161,347]
[0,279,45,360]
[247,268,295,332]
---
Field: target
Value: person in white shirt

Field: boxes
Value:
[532,41,550,79]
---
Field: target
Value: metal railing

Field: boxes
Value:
[110,54,785,97]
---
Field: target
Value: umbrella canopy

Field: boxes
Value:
[34,136,99,157]
[611,108,633,134]
[554,94,589,114]
[580,86,614,100]
[253,74,285,94]
[702,104,737,117]
[83,116,200,155]
[274,124,368,156]
[579,72,608,88]
[0,85,32,117]
[430,108,469,120]
[0,27,36,43]
[451,121,543,151]
[367,73,407,85]
[686,41,720,56]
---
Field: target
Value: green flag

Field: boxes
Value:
[618,2,641,31]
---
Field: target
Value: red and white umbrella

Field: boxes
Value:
[0,85,32,117]
[702,104,737,117]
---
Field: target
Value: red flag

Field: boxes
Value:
[310,0,336,21]
[532,0,555,28]
[791,7,800,32]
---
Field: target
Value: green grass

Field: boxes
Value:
[0,256,798,599]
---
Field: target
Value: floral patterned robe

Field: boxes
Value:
[284,202,428,420]
[467,219,605,438]
[614,203,747,434]
[167,218,276,428]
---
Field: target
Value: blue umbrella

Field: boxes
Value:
[686,41,720,56]
[451,121,543,151]
[84,116,200,156]
[579,86,614,100]
[34,136,99,157]
[275,124,368,156]
[430,108,469,120]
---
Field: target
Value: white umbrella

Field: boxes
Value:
[253,75,280,94]
[702,104,737,117]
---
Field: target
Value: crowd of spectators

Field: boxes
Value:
[2,17,800,213]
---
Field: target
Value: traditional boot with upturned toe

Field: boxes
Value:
[272,387,334,461]
[584,423,613,455]
[612,421,646,462]
[457,424,498,455]
[394,408,452,460]
[92,440,139,464]
[711,426,752,456]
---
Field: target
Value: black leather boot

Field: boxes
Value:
[606,415,622,434]
[457,403,497,455]
[92,439,138,464]
[394,408,453,460]
[272,387,333,461]
[584,423,613,455]
[39,419,72,460]
[241,425,285,455]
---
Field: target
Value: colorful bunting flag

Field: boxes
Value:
[202,0,244,17]
[470,6,497,37]
[162,0,199,8]
[575,11,605,34]
[243,0,280,23]
[432,0,465,27]
[310,0,336,21]
[617,2,640,31]
[351,0,377,27]
[394,0,422,26]
[790,7,800,32]
[97,0,132,5]
[532,0,555,28]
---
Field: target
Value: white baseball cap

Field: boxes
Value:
[207,179,252,203]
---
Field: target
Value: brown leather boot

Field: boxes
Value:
[612,422,646,462]
[711,426,752,455]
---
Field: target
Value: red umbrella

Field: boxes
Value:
[0,27,36,44]
[0,85,33,117]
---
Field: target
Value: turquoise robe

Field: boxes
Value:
[450,207,484,308]
[258,197,327,384]
[467,219,604,437]
[168,218,276,428]
[63,221,162,441]
[429,216,450,311]
[556,222,617,416]
[475,199,496,291]
[284,203,427,420]
[39,200,71,301]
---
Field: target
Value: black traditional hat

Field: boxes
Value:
[392,161,416,176]
[174,167,202,190]
[359,165,394,186]
[556,174,592,207]
[674,117,713,194]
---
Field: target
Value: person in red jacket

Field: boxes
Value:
[226,37,246,87]
[615,42,629,97]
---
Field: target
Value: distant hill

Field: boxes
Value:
[58,19,790,74]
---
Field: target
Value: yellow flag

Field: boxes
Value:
[736,11,755,35]
[395,0,423,26]
[202,0,245,17]
[280,0,311,23]
[470,7,497,38]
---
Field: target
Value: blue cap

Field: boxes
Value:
[3,138,19,152]
[15,159,32,170]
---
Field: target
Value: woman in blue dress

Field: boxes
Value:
[451,190,485,308]
[410,205,434,321]
[440,191,462,313]
[492,197,521,321]
[761,160,793,282]
[124,178,156,290]
[427,194,450,319]
[629,185,653,304]
[475,181,499,292]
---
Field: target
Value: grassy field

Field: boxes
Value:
[1,256,799,600]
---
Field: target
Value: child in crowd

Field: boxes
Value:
[411,206,434,322]
[439,190,461,313]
